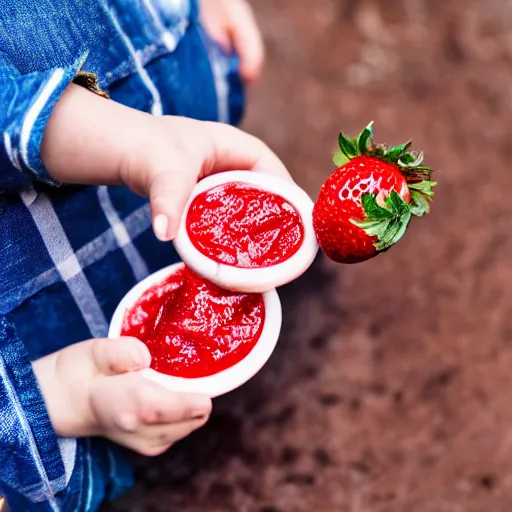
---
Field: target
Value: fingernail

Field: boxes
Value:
[153,214,169,241]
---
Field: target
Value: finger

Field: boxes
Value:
[202,122,291,181]
[136,380,212,425]
[92,337,151,376]
[149,121,292,241]
[199,7,232,52]
[140,416,209,446]
[148,125,206,241]
[228,0,264,83]
[113,417,208,456]
[150,164,198,242]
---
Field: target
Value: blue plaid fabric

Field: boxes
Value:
[0,0,244,510]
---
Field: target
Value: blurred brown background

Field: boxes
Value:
[107,0,512,510]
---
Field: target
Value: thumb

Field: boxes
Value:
[149,120,291,242]
[91,337,152,376]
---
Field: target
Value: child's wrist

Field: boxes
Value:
[41,84,153,189]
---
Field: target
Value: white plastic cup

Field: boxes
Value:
[109,263,282,398]
[173,171,319,293]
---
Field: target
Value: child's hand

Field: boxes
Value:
[42,84,291,243]
[120,114,292,242]
[199,0,264,83]
[33,337,211,456]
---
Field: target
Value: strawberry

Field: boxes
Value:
[313,122,436,264]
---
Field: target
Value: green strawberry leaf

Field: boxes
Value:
[338,131,360,159]
[399,151,424,168]
[357,121,374,155]
[382,142,412,164]
[408,180,437,216]
[409,191,430,216]
[375,215,411,252]
[333,148,350,167]
[351,191,412,252]
[409,180,436,198]
[398,152,416,166]
[360,193,393,219]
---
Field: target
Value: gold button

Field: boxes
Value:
[0,497,7,511]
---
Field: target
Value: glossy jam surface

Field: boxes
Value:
[186,182,304,268]
[121,267,265,378]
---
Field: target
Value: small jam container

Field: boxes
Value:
[109,263,282,398]
[173,171,318,293]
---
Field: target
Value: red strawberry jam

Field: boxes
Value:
[121,266,265,378]
[186,182,304,268]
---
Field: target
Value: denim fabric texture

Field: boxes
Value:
[0,0,244,510]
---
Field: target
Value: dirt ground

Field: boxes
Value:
[106,0,512,510]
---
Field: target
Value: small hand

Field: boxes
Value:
[33,337,211,456]
[119,115,292,242]
[42,86,292,244]
[199,0,264,84]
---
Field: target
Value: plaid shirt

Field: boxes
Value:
[0,0,243,510]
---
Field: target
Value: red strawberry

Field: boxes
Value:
[313,122,436,263]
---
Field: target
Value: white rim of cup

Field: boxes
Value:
[173,171,319,293]
[108,262,282,398]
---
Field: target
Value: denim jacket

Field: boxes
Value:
[0,0,243,510]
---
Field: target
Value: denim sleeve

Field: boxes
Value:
[0,51,85,192]
[197,25,245,126]
[0,315,73,509]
